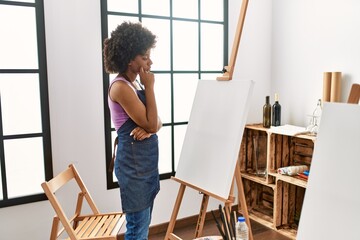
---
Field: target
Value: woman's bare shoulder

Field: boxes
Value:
[109,79,136,102]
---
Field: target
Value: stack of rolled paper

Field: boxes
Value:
[323,72,342,103]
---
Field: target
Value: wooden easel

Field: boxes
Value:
[217,0,249,81]
[165,159,253,240]
[165,1,251,239]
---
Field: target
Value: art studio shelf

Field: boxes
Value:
[241,172,274,187]
[268,172,307,188]
[238,124,316,239]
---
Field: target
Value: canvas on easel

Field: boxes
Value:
[175,80,254,201]
[165,79,254,240]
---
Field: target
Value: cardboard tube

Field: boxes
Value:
[330,72,342,102]
[322,72,332,102]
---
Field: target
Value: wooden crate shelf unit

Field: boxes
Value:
[238,124,316,239]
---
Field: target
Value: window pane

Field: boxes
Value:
[158,126,172,174]
[108,15,139,36]
[142,0,169,16]
[0,5,38,69]
[173,21,198,71]
[173,74,198,122]
[142,18,171,71]
[0,74,42,135]
[201,23,224,71]
[173,0,198,19]
[154,74,171,123]
[4,137,45,198]
[109,74,118,82]
[174,125,187,171]
[201,0,223,21]
[107,0,138,13]
[111,131,117,182]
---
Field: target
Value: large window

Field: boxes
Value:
[0,0,52,207]
[101,0,228,188]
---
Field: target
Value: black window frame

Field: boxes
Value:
[0,0,53,208]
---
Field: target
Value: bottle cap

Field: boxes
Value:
[274,93,279,101]
[238,216,245,222]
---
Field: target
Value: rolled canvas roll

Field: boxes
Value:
[330,72,342,102]
[322,72,332,102]
[277,165,309,176]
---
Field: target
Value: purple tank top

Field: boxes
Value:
[108,77,137,131]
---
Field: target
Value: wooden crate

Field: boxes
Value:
[269,134,314,173]
[242,178,274,226]
[274,180,306,238]
[239,128,268,177]
[292,137,314,166]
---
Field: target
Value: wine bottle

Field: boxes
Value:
[272,93,281,126]
[263,96,271,128]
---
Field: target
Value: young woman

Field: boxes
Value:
[103,21,162,240]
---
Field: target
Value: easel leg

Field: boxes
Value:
[165,184,186,240]
[235,159,254,240]
[194,193,210,239]
[225,179,235,230]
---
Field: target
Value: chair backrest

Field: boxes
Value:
[347,83,360,104]
[41,164,100,239]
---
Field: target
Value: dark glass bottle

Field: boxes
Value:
[272,93,281,126]
[263,96,271,128]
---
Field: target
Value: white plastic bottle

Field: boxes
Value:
[235,216,249,240]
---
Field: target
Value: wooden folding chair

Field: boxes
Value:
[41,164,125,240]
[347,83,360,104]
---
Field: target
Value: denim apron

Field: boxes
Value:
[114,89,160,213]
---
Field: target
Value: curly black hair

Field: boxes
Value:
[103,21,157,74]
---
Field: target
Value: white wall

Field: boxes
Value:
[1,0,358,239]
[231,0,272,124]
[272,0,360,126]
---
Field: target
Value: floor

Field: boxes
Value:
[148,219,292,240]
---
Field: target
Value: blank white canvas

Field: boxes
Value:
[297,103,360,240]
[175,79,254,200]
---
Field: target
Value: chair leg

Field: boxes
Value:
[50,217,60,240]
